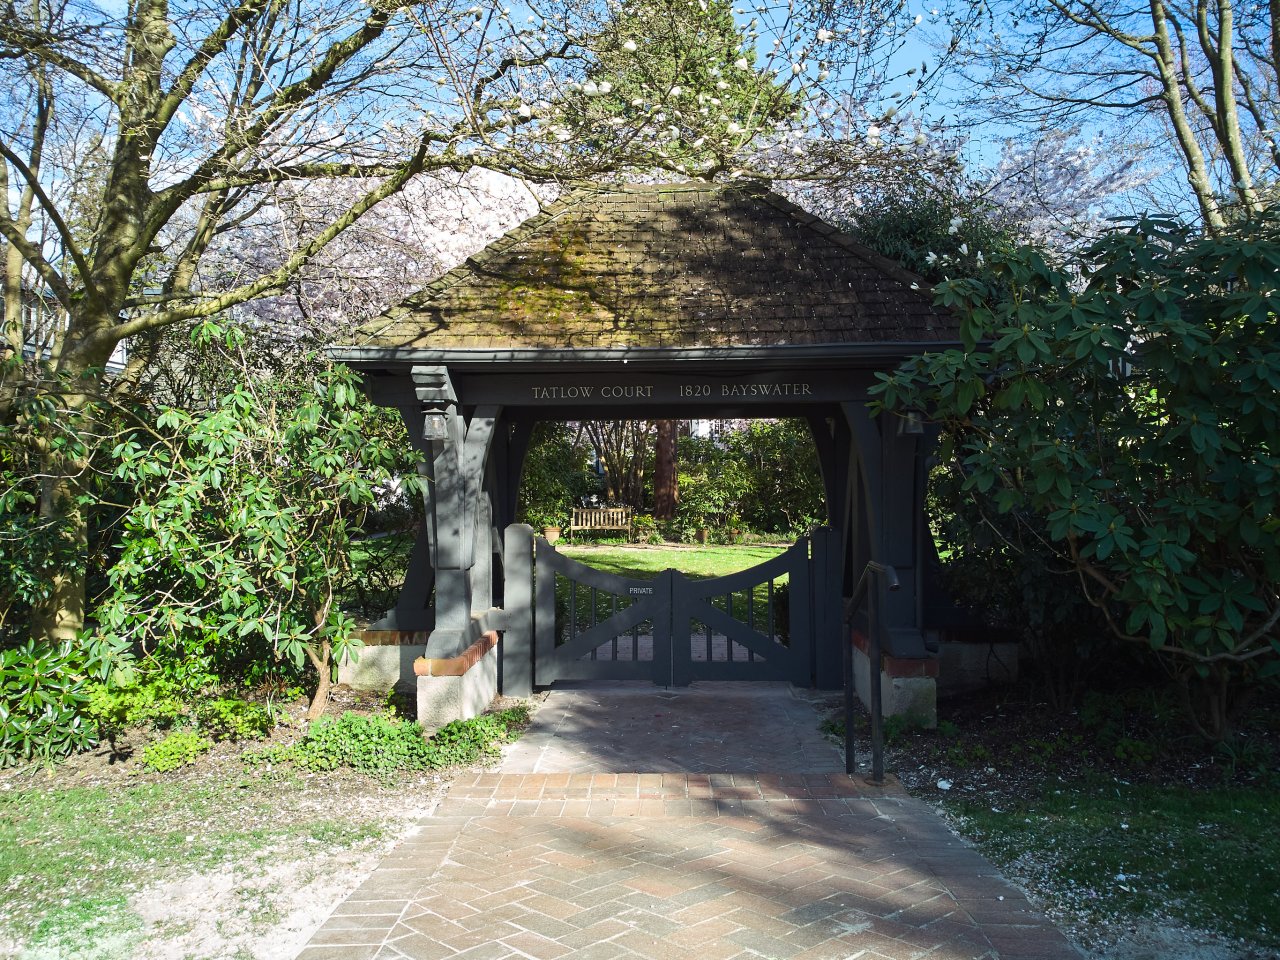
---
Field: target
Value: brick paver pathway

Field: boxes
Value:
[297,686,1080,960]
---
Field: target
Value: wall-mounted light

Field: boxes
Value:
[422,407,451,441]
[898,411,925,436]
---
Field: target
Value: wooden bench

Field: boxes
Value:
[569,506,634,536]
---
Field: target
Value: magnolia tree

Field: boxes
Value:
[0,0,963,655]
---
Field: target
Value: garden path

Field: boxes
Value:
[296,684,1081,960]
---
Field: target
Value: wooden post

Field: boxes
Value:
[810,526,842,688]
[501,524,534,697]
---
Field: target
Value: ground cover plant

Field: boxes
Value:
[842,683,1280,956]
[949,783,1279,950]
[248,706,530,778]
[0,692,534,959]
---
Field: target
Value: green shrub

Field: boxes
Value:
[632,513,659,543]
[287,712,430,774]
[140,730,212,772]
[85,676,188,737]
[250,706,531,777]
[0,641,99,766]
[196,698,274,741]
[875,215,1280,740]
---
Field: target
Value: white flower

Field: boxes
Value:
[817,70,829,81]
[631,98,644,107]
[866,124,881,142]
[959,242,969,255]
[598,80,613,93]
[948,216,964,234]
[913,14,923,24]
[670,85,682,96]
[517,103,532,118]
[622,39,637,52]
[716,80,729,90]
[727,121,744,134]
[582,80,598,96]
[735,57,749,70]
[817,28,834,41]
[976,251,985,266]
[925,251,938,264]
[791,62,803,75]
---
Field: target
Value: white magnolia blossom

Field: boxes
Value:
[817,29,834,42]
[948,216,964,234]
[622,39,638,52]
[726,121,744,134]
[734,57,749,70]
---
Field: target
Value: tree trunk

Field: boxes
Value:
[29,377,95,645]
[29,466,89,645]
[1178,666,1257,744]
[653,419,678,520]
[305,638,333,721]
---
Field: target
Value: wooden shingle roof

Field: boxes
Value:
[350,181,956,351]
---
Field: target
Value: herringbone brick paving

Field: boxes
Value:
[297,687,1080,960]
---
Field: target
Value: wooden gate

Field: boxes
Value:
[532,531,837,687]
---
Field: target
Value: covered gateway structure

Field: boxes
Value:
[332,181,965,724]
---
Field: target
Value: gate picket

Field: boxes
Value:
[532,532,830,687]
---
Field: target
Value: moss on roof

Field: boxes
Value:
[350,181,957,351]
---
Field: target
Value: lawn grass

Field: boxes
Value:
[947,781,1280,948]
[0,775,384,957]
[560,542,786,580]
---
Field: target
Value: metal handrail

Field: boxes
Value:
[843,561,900,785]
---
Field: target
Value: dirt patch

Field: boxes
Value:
[129,795,437,960]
